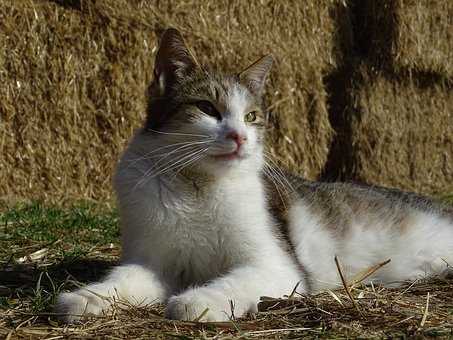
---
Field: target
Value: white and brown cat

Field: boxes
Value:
[56,28,453,322]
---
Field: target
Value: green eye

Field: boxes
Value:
[244,111,257,123]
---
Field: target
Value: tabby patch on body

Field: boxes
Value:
[56,28,453,322]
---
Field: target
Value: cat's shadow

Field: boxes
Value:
[1,258,117,294]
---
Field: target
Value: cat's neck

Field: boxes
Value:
[167,167,217,193]
[164,162,263,194]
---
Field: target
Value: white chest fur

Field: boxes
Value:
[116,162,272,292]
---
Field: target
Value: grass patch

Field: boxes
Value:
[0,201,119,265]
[0,201,120,334]
[441,193,453,205]
[0,201,119,244]
[0,201,452,339]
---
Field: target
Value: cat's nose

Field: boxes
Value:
[226,131,247,147]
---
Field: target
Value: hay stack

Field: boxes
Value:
[0,0,349,202]
[0,1,153,202]
[345,66,453,194]
[355,0,453,77]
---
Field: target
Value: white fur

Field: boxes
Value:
[56,264,166,323]
[56,83,301,322]
[288,199,453,292]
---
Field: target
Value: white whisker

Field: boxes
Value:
[147,128,211,138]
[134,145,210,190]
[169,147,210,182]
[136,143,209,185]
[126,140,213,165]
[263,152,295,194]
[262,163,289,209]
[149,147,207,180]
[131,146,197,191]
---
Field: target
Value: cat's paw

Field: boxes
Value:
[55,290,111,323]
[165,289,231,322]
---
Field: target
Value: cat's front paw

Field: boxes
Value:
[55,290,111,323]
[165,289,231,322]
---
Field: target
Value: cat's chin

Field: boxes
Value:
[201,157,246,174]
[184,147,263,178]
[199,154,263,179]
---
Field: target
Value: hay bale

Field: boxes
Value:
[344,66,453,195]
[0,0,154,202]
[354,0,453,77]
[394,1,452,76]
[0,0,349,202]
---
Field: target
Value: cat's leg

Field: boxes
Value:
[385,212,453,283]
[166,258,302,322]
[55,264,166,323]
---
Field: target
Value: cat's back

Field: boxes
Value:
[301,180,449,222]
[267,172,452,235]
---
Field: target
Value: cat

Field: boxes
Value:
[55,28,453,323]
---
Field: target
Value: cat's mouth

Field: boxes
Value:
[212,150,243,161]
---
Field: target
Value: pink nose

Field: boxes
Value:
[226,131,247,147]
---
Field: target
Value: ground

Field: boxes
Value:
[1,200,453,339]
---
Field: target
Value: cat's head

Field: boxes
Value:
[144,28,272,177]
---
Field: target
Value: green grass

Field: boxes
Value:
[0,201,119,245]
[0,201,119,267]
[0,202,120,324]
[442,193,453,205]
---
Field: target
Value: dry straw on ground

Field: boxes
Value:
[343,65,453,194]
[0,0,350,202]
[3,282,453,339]
[1,241,452,338]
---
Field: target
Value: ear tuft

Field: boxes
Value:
[153,28,198,94]
[238,55,274,96]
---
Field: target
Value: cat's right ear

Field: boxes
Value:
[238,55,273,96]
[153,28,199,95]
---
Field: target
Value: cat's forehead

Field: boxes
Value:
[179,71,256,106]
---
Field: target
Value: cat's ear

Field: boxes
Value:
[153,28,199,94]
[238,55,273,96]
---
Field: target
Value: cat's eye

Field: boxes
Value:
[195,100,221,120]
[244,111,257,123]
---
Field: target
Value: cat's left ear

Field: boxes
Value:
[238,55,274,96]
